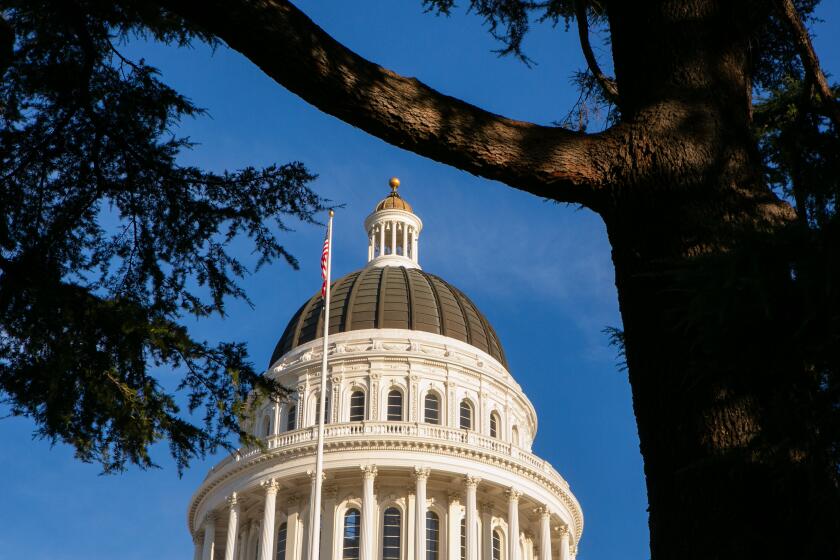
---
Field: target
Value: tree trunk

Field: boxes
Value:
[603,1,840,557]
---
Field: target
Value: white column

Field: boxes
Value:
[305,472,323,560]
[320,486,338,560]
[414,467,431,559]
[401,223,408,256]
[260,480,279,560]
[236,524,247,560]
[286,495,302,560]
[406,491,416,560]
[464,476,480,560]
[413,233,419,263]
[193,534,203,560]
[447,493,461,560]
[390,221,397,255]
[559,525,570,560]
[480,502,493,560]
[225,494,240,560]
[202,513,216,560]
[378,223,385,257]
[368,229,374,261]
[246,520,260,560]
[361,465,378,560]
[506,489,521,560]
[539,508,552,560]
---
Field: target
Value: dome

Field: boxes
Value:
[270,265,508,368]
[373,191,413,212]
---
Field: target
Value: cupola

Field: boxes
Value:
[363,177,423,269]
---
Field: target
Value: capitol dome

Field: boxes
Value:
[270,267,508,368]
[187,179,583,560]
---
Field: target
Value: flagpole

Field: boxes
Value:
[309,209,333,560]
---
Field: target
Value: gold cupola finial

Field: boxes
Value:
[389,176,400,194]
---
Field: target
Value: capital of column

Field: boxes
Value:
[536,506,552,519]
[307,469,327,483]
[324,484,339,499]
[480,501,494,515]
[506,488,522,502]
[448,492,461,505]
[464,475,482,488]
[361,465,378,479]
[414,466,431,481]
[261,478,280,495]
[227,492,240,511]
[203,512,216,526]
[287,494,300,507]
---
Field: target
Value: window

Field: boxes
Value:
[424,393,440,425]
[426,511,440,560]
[387,390,403,421]
[459,400,473,430]
[382,507,401,560]
[286,403,297,431]
[262,415,271,437]
[349,391,365,422]
[489,412,500,438]
[460,517,466,560]
[276,523,287,560]
[492,529,503,560]
[343,509,361,559]
[511,426,519,447]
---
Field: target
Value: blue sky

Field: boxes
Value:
[2,3,839,559]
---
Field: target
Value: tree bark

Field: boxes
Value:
[155,0,840,556]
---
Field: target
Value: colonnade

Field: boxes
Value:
[367,221,419,263]
[195,467,573,560]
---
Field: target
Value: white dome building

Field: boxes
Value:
[188,180,583,560]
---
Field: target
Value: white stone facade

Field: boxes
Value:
[186,182,583,560]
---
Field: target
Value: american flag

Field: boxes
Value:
[320,235,330,298]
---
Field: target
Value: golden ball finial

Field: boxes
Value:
[389,177,400,193]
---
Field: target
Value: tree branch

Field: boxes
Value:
[777,0,840,129]
[574,0,618,103]
[156,0,618,207]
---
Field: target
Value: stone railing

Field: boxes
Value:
[205,421,568,490]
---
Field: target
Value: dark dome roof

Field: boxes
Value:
[270,266,507,368]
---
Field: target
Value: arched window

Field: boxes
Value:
[286,403,297,431]
[276,522,287,560]
[262,415,271,437]
[343,508,361,559]
[492,529,503,560]
[460,517,466,560]
[387,390,403,421]
[426,511,440,560]
[382,507,401,560]
[349,391,365,422]
[424,393,440,425]
[489,411,500,438]
[459,400,473,430]
[511,426,520,447]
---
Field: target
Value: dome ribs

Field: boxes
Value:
[383,267,410,329]
[341,268,368,332]
[426,274,469,345]
[401,266,415,331]
[271,266,508,368]
[409,269,440,334]
[452,285,492,358]
[376,266,388,328]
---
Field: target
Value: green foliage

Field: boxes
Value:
[0,0,325,472]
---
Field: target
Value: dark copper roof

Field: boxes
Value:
[374,192,413,212]
[270,266,508,368]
